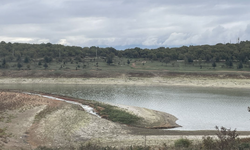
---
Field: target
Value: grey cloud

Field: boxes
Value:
[0,0,250,48]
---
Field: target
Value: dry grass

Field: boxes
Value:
[0,92,62,111]
[0,91,65,149]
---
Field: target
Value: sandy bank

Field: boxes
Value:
[1,77,250,89]
[109,103,180,129]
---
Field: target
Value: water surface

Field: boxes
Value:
[1,83,250,131]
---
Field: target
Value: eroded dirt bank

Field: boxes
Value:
[0,91,183,149]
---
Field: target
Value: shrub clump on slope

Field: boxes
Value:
[93,102,141,125]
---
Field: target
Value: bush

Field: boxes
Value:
[202,126,240,150]
[239,143,250,149]
[94,103,141,125]
[202,136,216,150]
[215,126,239,150]
[174,138,192,148]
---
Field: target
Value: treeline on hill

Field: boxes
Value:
[0,40,250,69]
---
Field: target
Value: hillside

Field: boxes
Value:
[1,40,250,76]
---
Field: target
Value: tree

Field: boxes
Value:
[212,62,217,69]
[106,56,113,65]
[1,58,8,68]
[127,59,130,65]
[16,54,21,62]
[2,58,6,66]
[17,62,22,70]
[117,52,123,58]
[26,64,30,70]
[24,56,30,63]
[238,61,243,69]
[6,55,14,61]
[226,59,233,68]
[163,57,170,66]
[75,56,82,62]
[198,58,202,65]
[152,54,157,60]
[184,57,189,66]
[244,57,249,64]
[44,56,52,63]
[43,63,48,69]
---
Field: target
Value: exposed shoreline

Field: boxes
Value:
[1,77,250,89]
[0,89,181,130]
[108,103,181,129]
[1,81,250,148]
[27,91,181,129]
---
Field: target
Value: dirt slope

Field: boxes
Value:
[0,91,183,149]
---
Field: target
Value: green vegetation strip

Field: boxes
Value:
[93,102,141,125]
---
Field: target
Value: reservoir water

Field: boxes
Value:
[1,83,250,131]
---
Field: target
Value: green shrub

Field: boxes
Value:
[174,138,192,148]
[202,136,216,150]
[239,143,250,149]
[94,103,141,125]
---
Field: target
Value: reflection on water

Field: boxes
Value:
[1,83,250,131]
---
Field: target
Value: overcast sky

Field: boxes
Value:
[1,0,250,49]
